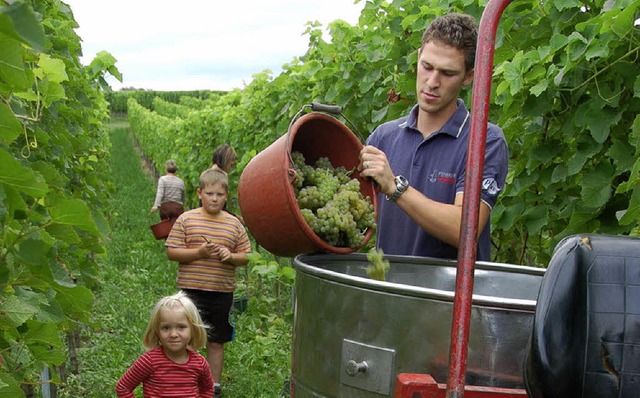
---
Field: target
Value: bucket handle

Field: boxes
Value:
[285,102,365,169]
[309,102,364,143]
[150,206,170,222]
[309,102,342,115]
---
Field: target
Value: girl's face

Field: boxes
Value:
[224,156,237,172]
[158,306,192,361]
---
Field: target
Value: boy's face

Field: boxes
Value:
[198,182,228,215]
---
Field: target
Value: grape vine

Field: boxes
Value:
[124,0,640,267]
[0,1,121,396]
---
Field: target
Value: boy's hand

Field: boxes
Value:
[198,239,232,262]
[198,242,218,259]
[213,244,232,262]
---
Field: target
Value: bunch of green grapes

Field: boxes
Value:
[292,151,375,248]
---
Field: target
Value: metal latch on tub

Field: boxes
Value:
[340,339,396,395]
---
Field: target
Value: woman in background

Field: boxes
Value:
[211,144,237,174]
[151,159,185,226]
[210,144,243,224]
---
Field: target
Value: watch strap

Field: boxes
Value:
[386,176,408,202]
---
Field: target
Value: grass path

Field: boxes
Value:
[58,124,291,397]
[58,124,177,397]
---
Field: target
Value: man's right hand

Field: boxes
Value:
[358,145,397,196]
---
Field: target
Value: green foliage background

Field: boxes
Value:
[128,0,640,267]
[1,0,640,396]
[0,0,120,395]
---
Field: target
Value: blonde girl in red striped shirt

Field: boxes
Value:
[116,291,214,398]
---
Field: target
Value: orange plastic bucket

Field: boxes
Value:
[150,218,172,240]
[238,112,377,257]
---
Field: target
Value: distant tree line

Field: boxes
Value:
[106,89,228,114]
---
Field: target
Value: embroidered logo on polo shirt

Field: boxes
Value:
[429,171,456,185]
[482,178,500,196]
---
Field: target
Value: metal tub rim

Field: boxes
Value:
[293,253,545,311]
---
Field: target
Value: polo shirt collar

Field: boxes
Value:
[404,99,470,139]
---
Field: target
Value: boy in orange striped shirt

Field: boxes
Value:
[166,169,251,397]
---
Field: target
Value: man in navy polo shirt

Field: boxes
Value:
[358,13,508,261]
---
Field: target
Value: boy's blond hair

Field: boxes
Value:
[142,291,208,350]
[199,168,228,191]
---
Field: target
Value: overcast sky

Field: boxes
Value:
[65,0,366,91]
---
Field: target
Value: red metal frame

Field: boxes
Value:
[396,1,516,397]
[395,374,527,398]
[447,1,514,397]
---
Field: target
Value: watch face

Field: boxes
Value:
[397,176,408,191]
[386,176,408,202]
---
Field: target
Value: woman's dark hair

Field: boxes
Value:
[211,144,237,172]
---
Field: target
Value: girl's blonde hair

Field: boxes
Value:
[142,291,208,351]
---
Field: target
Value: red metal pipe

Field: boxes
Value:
[446,1,513,397]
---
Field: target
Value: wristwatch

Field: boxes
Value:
[386,175,409,202]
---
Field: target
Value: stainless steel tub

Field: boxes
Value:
[290,253,545,397]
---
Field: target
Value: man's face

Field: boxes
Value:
[198,182,227,215]
[416,40,474,117]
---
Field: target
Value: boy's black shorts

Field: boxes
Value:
[182,288,233,343]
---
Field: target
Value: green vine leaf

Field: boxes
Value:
[580,161,614,208]
[554,0,583,11]
[23,320,62,347]
[17,238,49,266]
[608,4,639,38]
[618,185,640,225]
[0,1,45,51]
[0,295,37,328]
[28,344,66,366]
[0,36,30,92]
[37,53,68,83]
[52,284,94,322]
[0,149,48,197]
[0,372,25,398]
[0,101,22,144]
[87,50,122,82]
[49,198,99,235]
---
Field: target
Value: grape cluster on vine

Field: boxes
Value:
[291,151,375,248]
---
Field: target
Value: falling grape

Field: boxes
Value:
[366,247,390,281]
[292,151,375,248]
